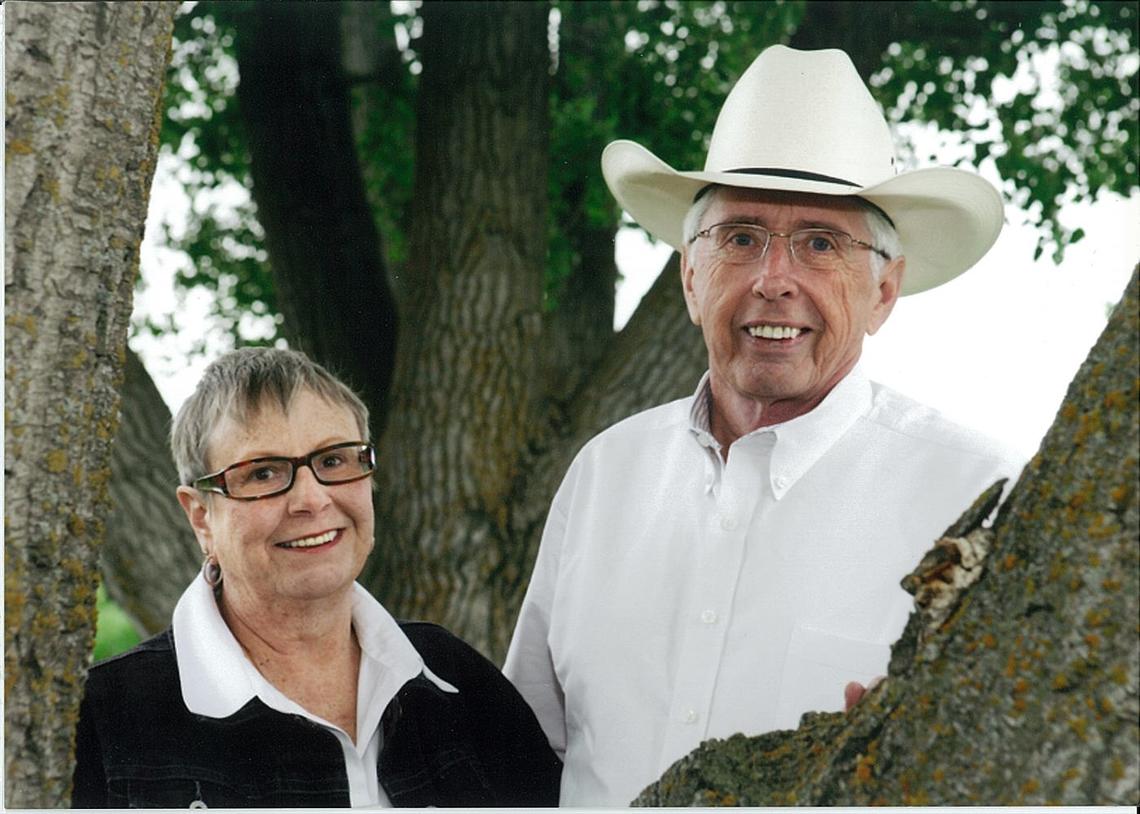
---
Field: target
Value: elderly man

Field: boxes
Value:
[503,45,1026,805]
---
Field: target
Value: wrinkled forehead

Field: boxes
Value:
[706,187,871,231]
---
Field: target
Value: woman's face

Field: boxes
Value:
[178,389,375,615]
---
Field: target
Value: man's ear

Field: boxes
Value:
[680,250,702,326]
[177,485,214,555]
[866,256,905,336]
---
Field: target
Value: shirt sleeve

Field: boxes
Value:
[503,474,571,759]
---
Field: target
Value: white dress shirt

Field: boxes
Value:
[172,574,458,808]
[503,365,1025,806]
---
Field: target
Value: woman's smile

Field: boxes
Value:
[274,528,342,550]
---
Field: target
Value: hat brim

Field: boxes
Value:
[602,139,1004,296]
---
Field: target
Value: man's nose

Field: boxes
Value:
[750,236,797,299]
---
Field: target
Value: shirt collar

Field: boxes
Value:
[172,574,457,720]
[688,370,719,451]
[687,364,873,499]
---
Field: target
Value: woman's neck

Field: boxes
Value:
[218,587,363,740]
[219,585,355,660]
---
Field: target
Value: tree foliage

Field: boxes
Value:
[867,0,1139,261]
[147,0,1138,353]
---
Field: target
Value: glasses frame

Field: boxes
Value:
[689,222,892,268]
[192,441,377,501]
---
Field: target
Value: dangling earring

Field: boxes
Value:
[202,554,223,588]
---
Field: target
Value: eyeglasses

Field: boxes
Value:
[192,442,377,500]
[689,222,892,271]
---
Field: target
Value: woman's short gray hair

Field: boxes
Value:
[681,185,903,280]
[170,347,370,486]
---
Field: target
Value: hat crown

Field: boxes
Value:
[599,45,1004,294]
[704,45,897,189]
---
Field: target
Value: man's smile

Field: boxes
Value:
[744,322,811,341]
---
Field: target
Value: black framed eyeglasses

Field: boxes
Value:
[689,222,892,270]
[192,442,377,500]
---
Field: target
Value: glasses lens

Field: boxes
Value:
[711,224,768,263]
[312,443,375,483]
[226,459,293,498]
[791,229,852,270]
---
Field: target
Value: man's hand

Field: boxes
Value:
[844,677,885,712]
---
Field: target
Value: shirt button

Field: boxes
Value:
[700,609,718,624]
[719,515,738,531]
[683,709,699,724]
[775,476,789,489]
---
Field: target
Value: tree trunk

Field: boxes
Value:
[103,348,200,634]
[365,0,551,653]
[540,221,620,403]
[232,0,398,438]
[637,267,1139,805]
[3,2,176,806]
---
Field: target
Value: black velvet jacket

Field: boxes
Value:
[72,621,561,807]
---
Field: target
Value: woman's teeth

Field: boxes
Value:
[748,324,802,339]
[278,530,337,549]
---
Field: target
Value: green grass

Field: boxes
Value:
[92,584,142,662]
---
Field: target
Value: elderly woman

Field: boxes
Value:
[72,348,560,807]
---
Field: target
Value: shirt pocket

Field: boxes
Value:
[774,624,890,731]
[106,773,228,808]
[106,769,305,808]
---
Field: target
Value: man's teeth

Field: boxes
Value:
[278,530,337,549]
[748,324,802,340]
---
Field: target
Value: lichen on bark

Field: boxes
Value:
[4,2,178,806]
[637,267,1139,806]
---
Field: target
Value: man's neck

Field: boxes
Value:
[707,364,857,454]
[709,395,828,456]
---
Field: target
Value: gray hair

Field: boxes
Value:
[681,185,903,280]
[170,347,370,486]
[862,204,902,280]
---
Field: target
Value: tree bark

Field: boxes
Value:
[540,221,620,403]
[232,0,398,438]
[3,1,176,806]
[637,266,1139,806]
[103,348,200,634]
[365,0,551,653]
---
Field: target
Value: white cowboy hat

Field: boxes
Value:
[601,45,1004,295]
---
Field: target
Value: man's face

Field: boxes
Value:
[681,188,904,428]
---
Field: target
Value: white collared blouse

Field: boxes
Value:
[172,576,458,807]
